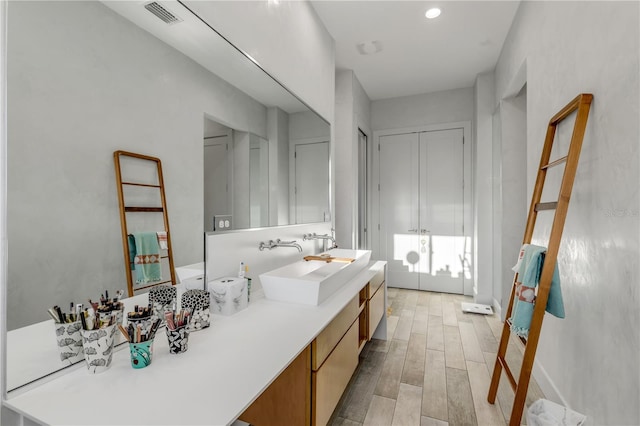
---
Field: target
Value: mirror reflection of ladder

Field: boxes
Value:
[487,94,593,425]
[114,150,177,297]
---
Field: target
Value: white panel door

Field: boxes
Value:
[294,141,330,223]
[379,133,420,290]
[418,129,464,293]
[203,139,228,232]
[378,128,465,293]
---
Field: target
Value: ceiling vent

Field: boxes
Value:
[144,2,183,25]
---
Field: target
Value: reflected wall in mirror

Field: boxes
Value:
[5,0,330,392]
[202,109,330,232]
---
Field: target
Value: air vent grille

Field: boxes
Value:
[144,2,183,25]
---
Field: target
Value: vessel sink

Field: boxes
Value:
[260,249,372,305]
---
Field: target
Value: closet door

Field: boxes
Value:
[377,128,465,293]
[379,133,420,290]
[294,141,330,223]
[418,129,465,293]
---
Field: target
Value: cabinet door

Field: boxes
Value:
[312,320,359,426]
[312,296,358,370]
[239,346,311,426]
[368,285,385,340]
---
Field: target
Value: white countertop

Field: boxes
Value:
[5,261,386,426]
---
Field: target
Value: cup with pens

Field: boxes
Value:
[181,289,211,332]
[47,303,85,365]
[165,309,191,354]
[120,310,162,369]
[149,285,177,326]
[92,289,125,327]
[79,309,119,374]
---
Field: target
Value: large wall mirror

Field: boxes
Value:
[5,0,330,393]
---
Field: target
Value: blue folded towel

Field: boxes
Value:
[132,232,162,284]
[510,244,565,338]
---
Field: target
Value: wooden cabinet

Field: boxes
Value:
[239,346,311,426]
[312,296,359,370]
[312,321,359,426]
[241,264,386,426]
[368,284,385,340]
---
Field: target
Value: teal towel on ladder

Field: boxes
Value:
[133,232,162,284]
[510,244,565,338]
[127,235,136,271]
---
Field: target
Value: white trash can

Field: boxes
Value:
[526,399,586,426]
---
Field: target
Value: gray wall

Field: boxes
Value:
[334,70,372,249]
[7,1,268,329]
[495,1,639,423]
[371,87,474,131]
[190,1,335,123]
[473,73,496,306]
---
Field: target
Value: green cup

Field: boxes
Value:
[129,339,154,369]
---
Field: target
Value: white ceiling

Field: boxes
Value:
[311,1,520,100]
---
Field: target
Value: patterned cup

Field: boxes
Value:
[129,339,154,369]
[54,321,84,365]
[81,324,116,374]
[165,325,189,354]
[149,285,176,325]
[181,289,211,332]
[126,316,155,337]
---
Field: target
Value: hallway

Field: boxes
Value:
[330,288,545,425]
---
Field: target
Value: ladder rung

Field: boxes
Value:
[121,182,161,188]
[133,280,174,292]
[505,319,528,345]
[534,202,558,211]
[541,156,568,170]
[498,355,518,391]
[124,207,164,212]
[128,255,170,266]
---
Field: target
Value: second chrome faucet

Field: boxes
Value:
[258,239,302,252]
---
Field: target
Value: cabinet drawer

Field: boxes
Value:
[369,265,385,296]
[368,285,385,340]
[312,295,358,370]
[312,320,359,426]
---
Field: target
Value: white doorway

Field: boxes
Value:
[373,123,472,294]
[291,140,330,223]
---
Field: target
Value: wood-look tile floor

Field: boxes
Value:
[329,288,545,426]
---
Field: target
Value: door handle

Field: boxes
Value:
[407,229,418,233]
[421,229,430,234]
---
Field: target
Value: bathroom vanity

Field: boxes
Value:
[3,261,386,426]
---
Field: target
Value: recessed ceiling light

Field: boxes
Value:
[425,7,441,19]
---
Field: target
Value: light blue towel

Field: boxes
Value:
[133,232,162,284]
[510,244,565,338]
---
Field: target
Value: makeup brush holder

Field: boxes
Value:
[54,321,84,365]
[81,324,117,374]
[181,289,211,331]
[129,339,154,369]
[165,325,190,354]
[126,316,155,336]
[149,285,177,325]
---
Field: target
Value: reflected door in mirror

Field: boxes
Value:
[293,141,330,224]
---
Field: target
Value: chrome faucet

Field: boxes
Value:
[258,239,302,252]
[303,232,338,250]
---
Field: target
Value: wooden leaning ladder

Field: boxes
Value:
[487,93,593,425]
[114,150,177,297]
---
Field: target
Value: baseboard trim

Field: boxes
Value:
[532,358,568,407]
[492,298,502,319]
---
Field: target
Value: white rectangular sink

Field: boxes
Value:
[260,249,372,305]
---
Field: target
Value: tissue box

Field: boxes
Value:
[208,277,248,316]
